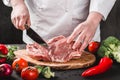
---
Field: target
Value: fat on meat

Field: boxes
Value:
[26,35,82,62]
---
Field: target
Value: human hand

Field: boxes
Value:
[67,21,98,51]
[11,2,31,30]
[67,12,103,52]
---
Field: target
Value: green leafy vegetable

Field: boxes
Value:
[42,66,55,78]
[7,45,18,61]
[97,36,120,63]
[35,66,55,78]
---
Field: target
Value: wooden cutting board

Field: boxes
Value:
[14,50,96,70]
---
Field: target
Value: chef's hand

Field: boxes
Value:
[67,12,103,52]
[11,0,31,30]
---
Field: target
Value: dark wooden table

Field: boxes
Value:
[2,44,120,80]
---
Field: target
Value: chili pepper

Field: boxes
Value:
[81,57,113,77]
[0,44,8,63]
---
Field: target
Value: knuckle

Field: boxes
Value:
[21,13,28,18]
[80,23,86,28]
[19,23,22,27]
[73,28,78,32]
[11,15,15,20]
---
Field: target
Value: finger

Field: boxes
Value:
[67,25,82,43]
[26,17,31,27]
[19,17,26,30]
[11,16,17,29]
[79,36,91,51]
[15,17,20,29]
[11,13,15,26]
[25,17,31,29]
[72,33,85,49]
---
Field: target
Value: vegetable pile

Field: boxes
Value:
[97,36,120,63]
[0,44,18,64]
[0,44,8,63]
[0,44,55,80]
[0,44,17,77]
[81,57,113,77]
[1,36,120,79]
[12,58,55,80]
[82,36,120,77]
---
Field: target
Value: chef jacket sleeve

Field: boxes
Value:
[2,0,11,6]
[90,0,116,20]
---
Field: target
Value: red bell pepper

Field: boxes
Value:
[0,44,8,64]
[81,57,113,77]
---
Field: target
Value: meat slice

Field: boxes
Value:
[26,43,50,61]
[48,37,81,62]
[47,35,65,45]
[26,35,82,62]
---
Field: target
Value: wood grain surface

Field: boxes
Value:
[14,50,96,70]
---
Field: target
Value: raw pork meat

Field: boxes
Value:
[26,35,82,62]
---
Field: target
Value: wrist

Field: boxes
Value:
[10,0,25,8]
[86,12,103,26]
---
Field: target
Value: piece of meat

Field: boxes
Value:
[26,35,82,62]
[47,35,65,45]
[26,43,50,61]
[48,37,81,62]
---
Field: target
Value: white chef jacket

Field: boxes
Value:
[3,0,116,44]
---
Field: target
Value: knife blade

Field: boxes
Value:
[26,27,48,46]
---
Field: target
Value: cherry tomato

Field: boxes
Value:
[12,58,28,72]
[88,41,100,53]
[21,66,39,80]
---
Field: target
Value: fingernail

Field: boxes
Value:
[67,40,69,43]
[67,39,70,43]
[72,45,76,49]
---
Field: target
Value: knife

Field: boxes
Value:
[25,25,48,46]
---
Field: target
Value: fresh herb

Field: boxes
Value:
[7,45,18,61]
[35,65,55,78]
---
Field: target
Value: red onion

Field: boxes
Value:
[0,64,13,77]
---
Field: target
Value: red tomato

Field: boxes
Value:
[0,44,8,55]
[21,66,39,80]
[0,58,7,64]
[12,58,28,72]
[88,41,100,53]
